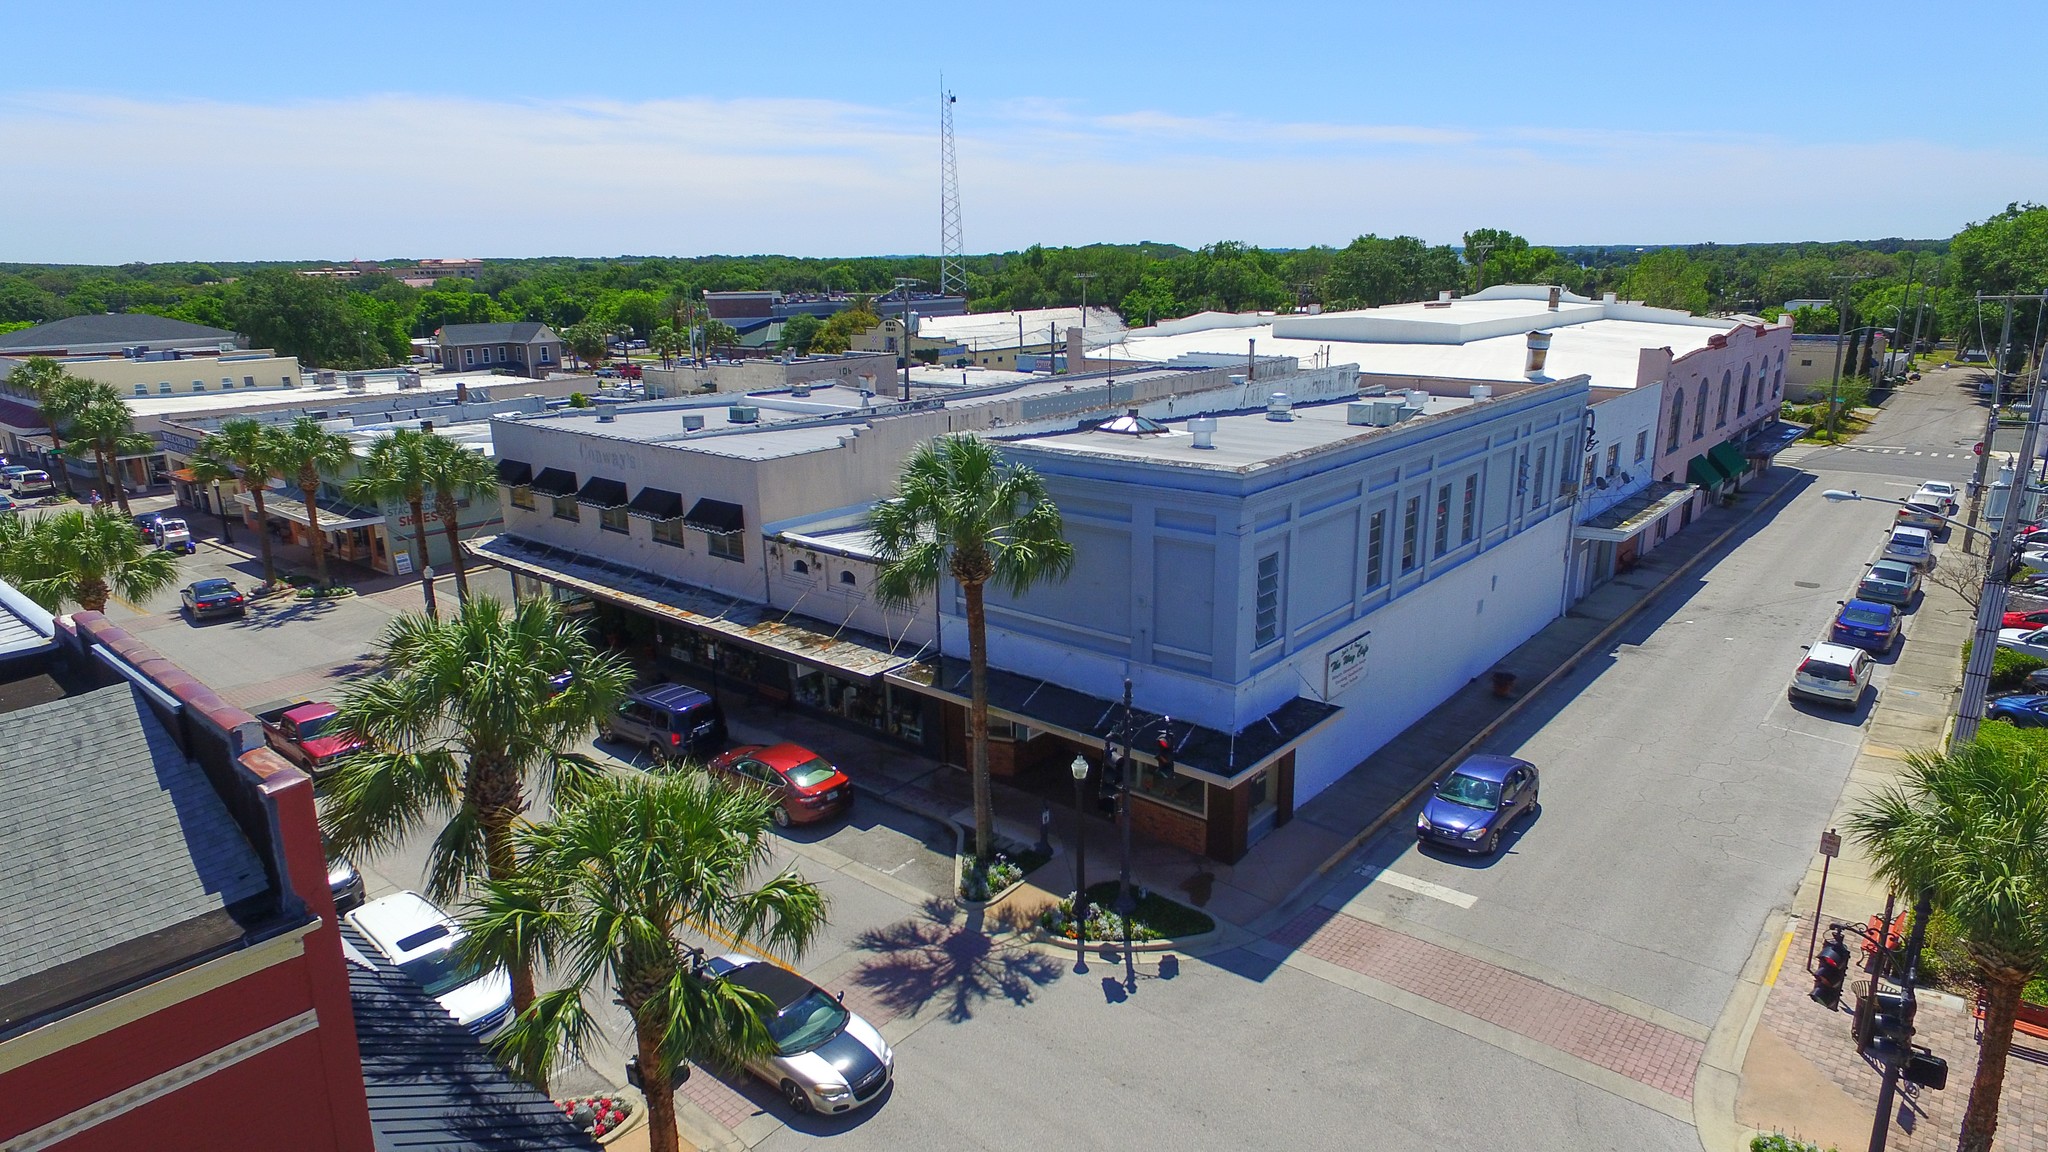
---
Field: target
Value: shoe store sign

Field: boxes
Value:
[1324,629,1371,698]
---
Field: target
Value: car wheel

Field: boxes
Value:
[597,726,615,743]
[1523,791,1540,821]
[772,805,791,828]
[1483,829,1500,855]
[647,741,669,767]
[781,1081,812,1115]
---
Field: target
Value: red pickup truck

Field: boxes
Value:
[258,700,365,776]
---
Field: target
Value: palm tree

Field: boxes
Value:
[1847,739,2048,1152]
[204,419,282,589]
[12,357,91,461]
[345,428,438,617]
[0,507,181,613]
[184,443,241,545]
[320,596,634,1026]
[463,771,828,1139]
[422,434,498,603]
[268,416,354,586]
[871,434,1073,859]
[62,385,150,515]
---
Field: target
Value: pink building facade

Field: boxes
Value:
[1648,317,1795,533]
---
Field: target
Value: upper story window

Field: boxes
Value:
[1433,483,1452,556]
[552,494,579,521]
[839,570,857,587]
[509,484,534,510]
[1530,447,1548,511]
[1693,382,1709,438]
[600,505,629,534]
[1605,444,1620,476]
[1667,390,1683,451]
[792,559,809,575]
[1634,430,1648,463]
[1460,475,1478,543]
[1254,551,1282,649]
[1400,496,1420,573]
[708,531,744,563]
[1716,371,1731,427]
[1366,509,1387,590]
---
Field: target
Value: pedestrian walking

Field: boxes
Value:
[88,489,103,507]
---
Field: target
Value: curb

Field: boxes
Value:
[1272,473,1805,920]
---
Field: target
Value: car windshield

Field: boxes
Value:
[398,944,488,998]
[767,990,849,1055]
[1436,772,1501,810]
[1800,659,1853,682]
[1842,606,1891,628]
[1870,563,1913,580]
[295,711,335,739]
[194,580,234,595]
[783,757,837,788]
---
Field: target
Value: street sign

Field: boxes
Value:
[1975,442,1987,456]
[1819,829,1841,858]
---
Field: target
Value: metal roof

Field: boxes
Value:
[342,924,602,1152]
[437,322,556,345]
[0,313,237,351]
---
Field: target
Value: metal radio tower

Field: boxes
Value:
[938,81,966,298]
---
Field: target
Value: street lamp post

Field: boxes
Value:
[1068,754,1090,973]
[211,480,234,544]
[1112,678,1138,916]
[891,277,921,400]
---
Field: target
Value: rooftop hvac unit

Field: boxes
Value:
[345,374,368,393]
[597,408,616,423]
[681,413,706,431]
[1349,400,1401,427]
[728,405,759,424]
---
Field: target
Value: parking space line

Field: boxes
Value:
[1355,865,1478,908]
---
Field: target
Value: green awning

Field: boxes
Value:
[1687,454,1732,487]
[1708,440,1748,480]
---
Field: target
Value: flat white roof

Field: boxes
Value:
[124,371,528,417]
[913,306,1125,350]
[1013,393,1482,474]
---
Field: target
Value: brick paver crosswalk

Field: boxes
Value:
[1273,906,1704,1101]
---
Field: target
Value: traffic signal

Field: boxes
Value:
[1904,1047,1948,1090]
[1811,929,1849,1008]
[1864,990,1916,1064]
[1155,721,1175,780]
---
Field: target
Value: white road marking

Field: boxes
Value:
[1358,865,1479,908]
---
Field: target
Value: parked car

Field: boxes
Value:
[1857,559,1922,608]
[152,516,194,554]
[257,700,366,776]
[600,683,728,766]
[0,493,15,516]
[1415,754,1540,856]
[1788,642,1874,710]
[1831,598,1901,653]
[328,850,366,913]
[12,469,54,496]
[347,892,512,1038]
[2003,607,2048,630]
[1894,497,1948,534]
[1882,525,1934,569]
[1998,627,2048,663]
[1911,483,1959,516]
[1918,480,1959,503]
[1,464,31,489]
[181,577,247,620]
[707,743,852,827]
[133,510,167,540]
[702,955,893,1115]
[1987,695,2048,729]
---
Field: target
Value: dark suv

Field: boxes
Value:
[600,683,728,766]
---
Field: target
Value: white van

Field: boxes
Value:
[11,469,54,496]
[1789,642,1874,709]
[1883,525,1934,569]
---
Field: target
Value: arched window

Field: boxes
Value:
[1716,371,1731,427]
[1738,363,1751,414]
[839,570,857,586]
[1693,381,1709,439]
[1668,388,1685,451]
[1773,367,1783,400]
[791,559,809,575]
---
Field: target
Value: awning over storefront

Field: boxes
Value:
[575,476,629,508]
[237,491,386,531]
[1574,481,1699,543]
[1708,440,1749,480]
[170,467,198,483]
[627,486,684,520]
[496,458,532,487]
[684,498,745,536]
[1743,419,1808,459]
[1687,454,1733,488]
[887,656,1341,788]
[530,468,577,497]
[471,534,920,681]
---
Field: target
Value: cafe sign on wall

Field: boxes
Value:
[1324,629,1371,697]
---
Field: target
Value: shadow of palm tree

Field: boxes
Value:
[848,897,1063,1024]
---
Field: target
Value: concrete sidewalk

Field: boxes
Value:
[1724,528,2048,1151]
[752,466,1807,936]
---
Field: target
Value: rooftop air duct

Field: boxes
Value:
[1524,331,1552,380]
[1266,392,1294,421]
[1188,416,1218,448]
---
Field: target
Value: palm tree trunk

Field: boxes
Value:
[249,484,278,587]
[473,763,539,1020]
[1960,968,2031,1152]
[964,579,993,860]
[301,465,330,586]
[408,495,436,619]
[436,491,470,600]
[107,446,132,517]
[78,578,109,614]
[636,1023,681,1152]
[91,445,114,505]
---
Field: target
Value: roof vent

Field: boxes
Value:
[1405,390,1430,408]
[1469,384,1492,400]
[1098,407,1167,436]
[791,383,812,398]
[728,405,759,424]
[345,374,367,393]
[1602,291,1617,305]
[597,407,616,423]
[1524,331,1552,380]
[1188,416,1218,449]
[1547,286,1561,311]
[681,413,705,431]
[1439,290,1453,302]
[1266,392,1294,421]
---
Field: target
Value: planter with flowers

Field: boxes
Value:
[556,1086,645,1145]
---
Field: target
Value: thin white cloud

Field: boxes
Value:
[0,91,2039,263]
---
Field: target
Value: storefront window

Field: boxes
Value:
[885,684,925,744]
[1134,760,1206,816]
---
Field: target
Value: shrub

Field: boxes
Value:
[1038,881,1215,942]
[1750,1135,1831,1152]
[567,391,591,408]
[1962,639,2048,692]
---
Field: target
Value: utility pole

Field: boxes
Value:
[1827,282,1852,440]
[1468,241,1495,294]
[892,277,921,400]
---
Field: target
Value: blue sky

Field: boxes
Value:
[7,1,2045,262]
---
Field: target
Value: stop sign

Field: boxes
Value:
[1975,442,1986,455]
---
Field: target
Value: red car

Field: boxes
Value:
[2005,608,2048,630]
[707,742,852,827]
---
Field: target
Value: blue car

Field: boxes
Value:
[1416,754,1540,856]
[1988,695,2048,729]
[1832,598,1900,653]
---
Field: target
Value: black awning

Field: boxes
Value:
[576,476,629,508]
[495,458,532,486]
[683,498,745,535]
[530,467,577,497]
[628,486,684,520]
